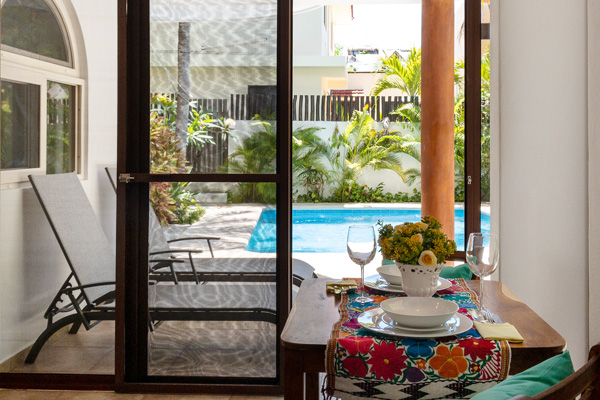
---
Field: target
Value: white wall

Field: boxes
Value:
[293,7,327,57]
[495,0,588,367]
[587,0,600,355]
[0,0,118,363]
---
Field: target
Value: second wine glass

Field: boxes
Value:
[466,233,499,323]
[347,225,376,303]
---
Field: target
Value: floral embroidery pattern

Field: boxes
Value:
[429,345,469,378]
[366,342,408,381]
[325,279,510,399]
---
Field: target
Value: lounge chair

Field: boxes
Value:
[105,167,316,285]
[25,172,276,363]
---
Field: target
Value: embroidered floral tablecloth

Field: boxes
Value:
[324,279,511,400]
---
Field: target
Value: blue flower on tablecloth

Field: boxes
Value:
[348,300,375,308]
[442,294,470,303]
[457,327,480,338]
[405,366,426,383]
[403,338,437,358]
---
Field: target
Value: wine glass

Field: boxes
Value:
[466,233,499,323]
[347,225,376,303]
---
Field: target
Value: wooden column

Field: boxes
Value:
[421,0,455,238]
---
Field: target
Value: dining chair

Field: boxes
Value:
[509,343,600,400]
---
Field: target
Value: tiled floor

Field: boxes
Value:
[7,320,277,378]
[0,391,282,400]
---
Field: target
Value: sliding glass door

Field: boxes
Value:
[117,0,290,390]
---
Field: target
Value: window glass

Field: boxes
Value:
[1,80,41,170]
[1,0,69,63]
[47,81,76,174]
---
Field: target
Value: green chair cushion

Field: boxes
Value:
[471,350,574,399]
[381,259,473,280]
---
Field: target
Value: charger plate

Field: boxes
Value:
[357,307,473,338]
[364,274,452,293]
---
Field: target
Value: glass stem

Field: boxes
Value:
[479,276,485,312]
[360,264,365,297]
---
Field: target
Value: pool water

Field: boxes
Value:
[247,208,491,253]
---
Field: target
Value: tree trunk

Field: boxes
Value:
[176,22,191,154]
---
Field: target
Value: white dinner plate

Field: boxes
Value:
[357,308,473,338]
[364,274,452,293]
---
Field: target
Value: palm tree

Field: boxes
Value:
[328,106,408,201]
[225,118,277,203]
[392,102,422,186]
[292,126,329,199]
[371,48,422,97]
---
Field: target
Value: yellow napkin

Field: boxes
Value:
[473,321,524,343]
[326,280,358,293]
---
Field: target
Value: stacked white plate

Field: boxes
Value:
[364,265,452,293]
[358,298,473,337]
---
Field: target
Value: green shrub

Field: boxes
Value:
[295,182,421,204]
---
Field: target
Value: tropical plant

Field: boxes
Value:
[328,106,409,202]
[392,102,422,186]
[377,49,491,202]
[224,116,277,203]
[371,48,422,97]
[149,111,205,225]
[292,126,329,199]
[151,95,233,152]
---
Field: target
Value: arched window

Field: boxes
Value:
[0,0,86,185]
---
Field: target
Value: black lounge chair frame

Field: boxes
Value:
[25,173,277,364]
[106,167,316,285]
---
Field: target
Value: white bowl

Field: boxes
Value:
[380,297,459,328]
[377,264,403,286]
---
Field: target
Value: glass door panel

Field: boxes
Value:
[123,0,286,385]
[150,0,278,175]
[291,2,469,275]
[147,181,277,378]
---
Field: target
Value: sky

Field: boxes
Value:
[332,2,466,57]
[333,4,422,51]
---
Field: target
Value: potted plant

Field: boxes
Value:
[377,216,456,296]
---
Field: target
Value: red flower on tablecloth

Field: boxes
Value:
[343,356,368,377]
[415,359,427,370]
[340,337,374,356]
[429,345,469,379]
[366,342,408,381]
[458,338,497,361]
[470,363,481,373]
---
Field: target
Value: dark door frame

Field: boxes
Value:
[114,0,291,393]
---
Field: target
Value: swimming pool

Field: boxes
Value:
[247,207,491,253]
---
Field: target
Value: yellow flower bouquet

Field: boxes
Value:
[377,216,457,267]
[377,216,457,296]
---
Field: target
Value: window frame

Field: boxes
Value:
[0,0,74,68]
[0,0,87,188]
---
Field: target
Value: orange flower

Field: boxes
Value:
[415,359,427,370]
[429,345,468,379]
[369,295,388,303]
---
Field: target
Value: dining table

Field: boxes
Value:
[281,278,566,400]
